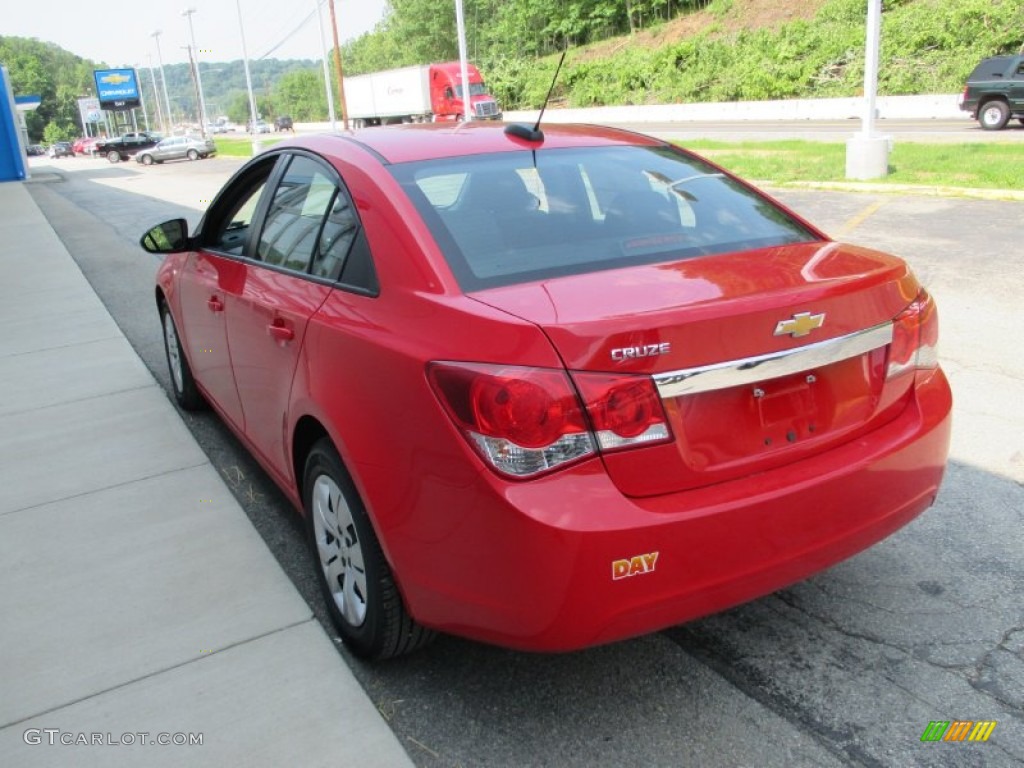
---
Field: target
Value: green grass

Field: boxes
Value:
[677,140,1024,191]
[213,136,286,157]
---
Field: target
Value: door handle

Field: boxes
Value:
[207,296,224,312]
[268,320,294,342]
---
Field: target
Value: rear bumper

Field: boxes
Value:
[396,367,952,652]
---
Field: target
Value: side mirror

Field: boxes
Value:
[140,219,190,254]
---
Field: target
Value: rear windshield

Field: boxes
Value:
[388,145,818,291]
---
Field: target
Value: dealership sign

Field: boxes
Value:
[93,69,140,111]
[78,97,102,124]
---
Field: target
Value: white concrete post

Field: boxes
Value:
[846,0,889,180]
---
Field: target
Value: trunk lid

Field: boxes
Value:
[470,242,922,497]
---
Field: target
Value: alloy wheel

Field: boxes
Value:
[311,474,368,627]
[163,312,184,394]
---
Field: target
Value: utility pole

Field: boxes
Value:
[326,0,349,129]
[314,0,337,130]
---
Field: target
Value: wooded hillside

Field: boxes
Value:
[343,0,1024,109]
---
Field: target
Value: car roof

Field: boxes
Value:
[287,122,666,165]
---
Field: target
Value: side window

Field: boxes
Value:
[257,156,337,272]
[202,155,278,256]
[313,188,358,279]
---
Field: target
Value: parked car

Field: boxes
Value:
[274,115,294,132]
[72,136,103,156]
[26,144,46,156]
[247,120,272,134]
[136,136,217,165]
[141,123,952,660]
[958,54,1024,130]
[47,142,74,159]
[96,132,162,163]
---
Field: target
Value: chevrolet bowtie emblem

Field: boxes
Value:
[774,312,825,338]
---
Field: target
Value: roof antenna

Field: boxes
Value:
[505,49,567,143]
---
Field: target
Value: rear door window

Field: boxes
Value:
[257,156,338,272]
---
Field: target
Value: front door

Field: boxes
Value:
[176,251,245,428]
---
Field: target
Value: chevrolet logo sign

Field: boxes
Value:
[774,312,826,338]
[100,74,131,85]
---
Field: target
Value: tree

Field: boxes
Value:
[0,36,99,140]
[272,69,327,120]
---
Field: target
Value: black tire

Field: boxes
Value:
[978,100,1010,131]
[187,149,199,161]
[107,150,120,163]
[304,438,434,659]
[159,301,205,411]
[140,154,154,166]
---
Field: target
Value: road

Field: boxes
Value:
[24,153,1024,767]
[628,118,1024,143]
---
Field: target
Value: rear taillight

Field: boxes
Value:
[571,373,672,452]
[428,363,671,478]
[887,290,939,380]
[429,363,595,477]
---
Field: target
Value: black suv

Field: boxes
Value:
[274,115,294,132]
[959,55,1024,130]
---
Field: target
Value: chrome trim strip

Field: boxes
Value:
[653,322,893,399]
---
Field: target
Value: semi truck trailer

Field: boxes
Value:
[344,62,501,126]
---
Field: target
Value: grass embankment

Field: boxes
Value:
[681,140,1024,191]
[213,136,286,157]
[496,0,1024,109]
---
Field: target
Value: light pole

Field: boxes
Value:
[455,0,471,122]
[845,0,888,179]
[150,30,175,133]
[147,56,166,134]
[182,7,210,137]
[235,0,262,153]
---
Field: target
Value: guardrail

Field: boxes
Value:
[503,94,966,124]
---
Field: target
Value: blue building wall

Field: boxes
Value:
[0,67,28,182]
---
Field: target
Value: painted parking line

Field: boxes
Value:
[835,199,886,237]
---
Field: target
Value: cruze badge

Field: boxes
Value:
[611,342,671,362]
[774,312,825,338]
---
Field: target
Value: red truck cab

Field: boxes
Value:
[429,62,502,121]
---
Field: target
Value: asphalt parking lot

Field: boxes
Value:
[21,152,1024,766]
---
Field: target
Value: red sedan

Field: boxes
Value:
[141,123,952,659]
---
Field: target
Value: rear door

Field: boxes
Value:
[1010,58,1024,112]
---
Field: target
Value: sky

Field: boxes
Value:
[2,0,389,67]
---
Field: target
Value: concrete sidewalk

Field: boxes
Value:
[0,179,413,766]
